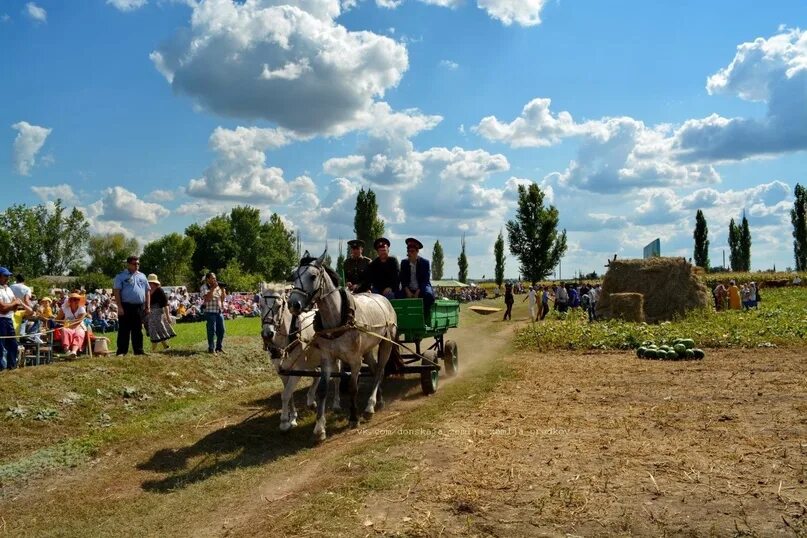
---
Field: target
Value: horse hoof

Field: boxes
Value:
[279,421,292,432]
[314,431,327,443]
[307,401,317,410]
[363,410,375,420]
[349,420,359,429]
[332,403,342,412]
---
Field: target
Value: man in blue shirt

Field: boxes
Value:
[113,255,150,356]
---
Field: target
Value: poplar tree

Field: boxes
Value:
[728,218,741,271]
[353,188,385,259]
[791,183,807,271]
[494,231,505,286]
[693,210,710,270]
[457,235,468,283]
[740,213,751,271]
[431,240,444,280]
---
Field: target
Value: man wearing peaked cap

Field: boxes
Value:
[0,267,22,369]
[397,238,435,322]
[358,237,400,299]
[344,239,371,292]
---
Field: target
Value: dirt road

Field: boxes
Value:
[3,304,806,537]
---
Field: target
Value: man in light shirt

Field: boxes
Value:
[10,274,33,308]
[0,267,22,370]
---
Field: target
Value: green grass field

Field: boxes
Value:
[95,316,261,352]
[514,286,807,351]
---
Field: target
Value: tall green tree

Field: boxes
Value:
[431,240,444,280]
[457,235,468,283]
[218,261,262,292]
[258,213,297,281]
[353,188,385,259]
[87,233,140,278]
[791,183,807,271]
[139,233,196,286]
[728,218,742,271]
[336,240,345,285]
[230,206,262,273]
[506,183,568,284]
[693,209,710,270]
[186,216,236,277]
[494,230,505,286]
[0,200,89,277]
[740,213,752,272]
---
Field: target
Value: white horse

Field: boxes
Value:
[259,283,340,431]
[288,251,398,442]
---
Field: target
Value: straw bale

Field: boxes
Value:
[608,293,645,322]
[596,257,710,323]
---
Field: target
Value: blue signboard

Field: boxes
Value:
[643,238,660,258]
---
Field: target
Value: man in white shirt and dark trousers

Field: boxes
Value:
[0,267,22,370]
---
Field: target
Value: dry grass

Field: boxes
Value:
[359,347,807,537]
[598,257,710,323]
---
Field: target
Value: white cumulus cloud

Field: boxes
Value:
[477,0,547,27]
[25,2,46,22]
[186,126,313,203]
[30,184,79,205]
[151,0,409,136]
[11,121,52,176]
[673,28,807,163]
[107,0,148,11]
[98,187,170,224]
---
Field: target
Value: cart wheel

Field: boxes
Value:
[420,351,439,395]
[443,340,458,377]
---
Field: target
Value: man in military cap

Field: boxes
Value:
[397,237,435,321]
[344,239,371,292]
[357,237,399,299]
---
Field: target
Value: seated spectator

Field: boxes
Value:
[55,292,88,359]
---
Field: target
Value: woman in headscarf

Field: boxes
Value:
[147,274,176,351]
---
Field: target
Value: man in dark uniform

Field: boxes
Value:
[397,237,435,321]
[358,237,399,299]
[343,239,371,292]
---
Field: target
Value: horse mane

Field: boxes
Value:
[298,257,340,288]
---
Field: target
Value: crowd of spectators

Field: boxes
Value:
[436,286,488,302]
[0,268,264,371]
[163,287,261,323]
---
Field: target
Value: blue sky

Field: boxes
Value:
[2,0,806,279]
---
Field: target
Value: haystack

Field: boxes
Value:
[596,257,710,323]
[608,293,645,322]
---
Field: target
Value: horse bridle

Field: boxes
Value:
[291,262,338,310]
[261,291,306,360]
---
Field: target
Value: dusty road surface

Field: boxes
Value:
[2,302,806,537]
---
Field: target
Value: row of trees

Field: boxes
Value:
[1,182,569,290]
[694,183,807,272]
[693,210,751,272]
[0,200,297,290]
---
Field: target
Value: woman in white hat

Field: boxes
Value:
[147,274,175,351]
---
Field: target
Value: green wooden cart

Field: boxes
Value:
[388,298,460,395]
[283,297,460,396]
